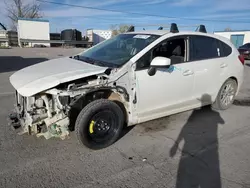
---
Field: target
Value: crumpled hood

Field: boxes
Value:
[10,57,108,97]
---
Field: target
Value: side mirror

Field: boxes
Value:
[148,57,171,76]
[151,56,171,67]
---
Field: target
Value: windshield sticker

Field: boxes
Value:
[133,35,151,39]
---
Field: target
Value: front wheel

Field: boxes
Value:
[75,99,125,150]
[212,78,238,110]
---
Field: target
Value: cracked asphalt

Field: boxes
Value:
[0,47,250,188]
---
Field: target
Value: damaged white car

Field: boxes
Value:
[9,24,244,149]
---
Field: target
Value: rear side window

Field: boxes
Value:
[189,35,232,61]
[217,40,232,57]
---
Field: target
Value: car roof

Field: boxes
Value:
[125,30,233,45]
[126,30,169,36]
[126,30,216,36]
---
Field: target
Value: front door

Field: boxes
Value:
[135,36,195,122]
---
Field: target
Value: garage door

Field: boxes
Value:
[230,34,244,48]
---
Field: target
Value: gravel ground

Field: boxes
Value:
[0,47,250,188]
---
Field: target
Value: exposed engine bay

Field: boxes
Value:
[9,73,130,140]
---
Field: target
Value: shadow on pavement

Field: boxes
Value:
[0,56,48,73]
[170,94,224,188]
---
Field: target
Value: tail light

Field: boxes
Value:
[238,55,245,65]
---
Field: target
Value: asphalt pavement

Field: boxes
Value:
[0,47,250,188]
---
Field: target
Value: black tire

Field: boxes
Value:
[75,99,124,150]
[212,78,238,110]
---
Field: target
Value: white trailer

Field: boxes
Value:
[18,18,50,47]
[214,30,250,48]
[86,29,112,45]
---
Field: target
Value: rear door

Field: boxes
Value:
[189,35,230,103]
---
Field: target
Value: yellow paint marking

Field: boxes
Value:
[89,120,95,134]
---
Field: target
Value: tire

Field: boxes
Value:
[212,78,238,110]
[75,99,124,150]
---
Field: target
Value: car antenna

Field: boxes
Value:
[170,23,179,33]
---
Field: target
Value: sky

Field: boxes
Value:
[1,0,250,35]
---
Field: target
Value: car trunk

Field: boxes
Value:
[238,48,249,54]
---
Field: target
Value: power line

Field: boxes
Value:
[62,15,135,23]
[37,0,250,24]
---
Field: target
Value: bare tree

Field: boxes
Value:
[110,24,131,36]
[5,0,43,30]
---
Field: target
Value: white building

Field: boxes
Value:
[86,29,112,45]
[18,18,50,47]
[0,23,8,47]
[214,30,250,48]
[0,30,8,47]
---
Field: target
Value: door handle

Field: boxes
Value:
[183,70,194,76]
[220,63,228,68]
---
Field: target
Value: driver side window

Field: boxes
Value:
[136,36,187,70]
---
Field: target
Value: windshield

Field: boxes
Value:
[78,33,160,68]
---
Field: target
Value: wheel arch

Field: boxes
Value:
[213,76,238,103]
[212,76,238,110]
[229,76,238,85]
[68,88,129,131]
[228,76,239,93]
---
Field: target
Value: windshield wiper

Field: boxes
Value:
[73,55,117,68]
[90,59,106,66]
[72,55,82,61]
[72,55,94,65]
[81,56,112,67]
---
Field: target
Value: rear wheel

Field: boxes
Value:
[212,78,238,110]
[75,99,124,150]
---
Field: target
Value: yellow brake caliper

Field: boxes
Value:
[89,120,95,134]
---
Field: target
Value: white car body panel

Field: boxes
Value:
[136,62,195,123]
[129,31,245,123]
[191,58,225,102]
[9,57,108,97]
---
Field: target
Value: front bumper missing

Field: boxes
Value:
[36,116,70,140]
[8,112,21,130]
[8,91,70,140]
